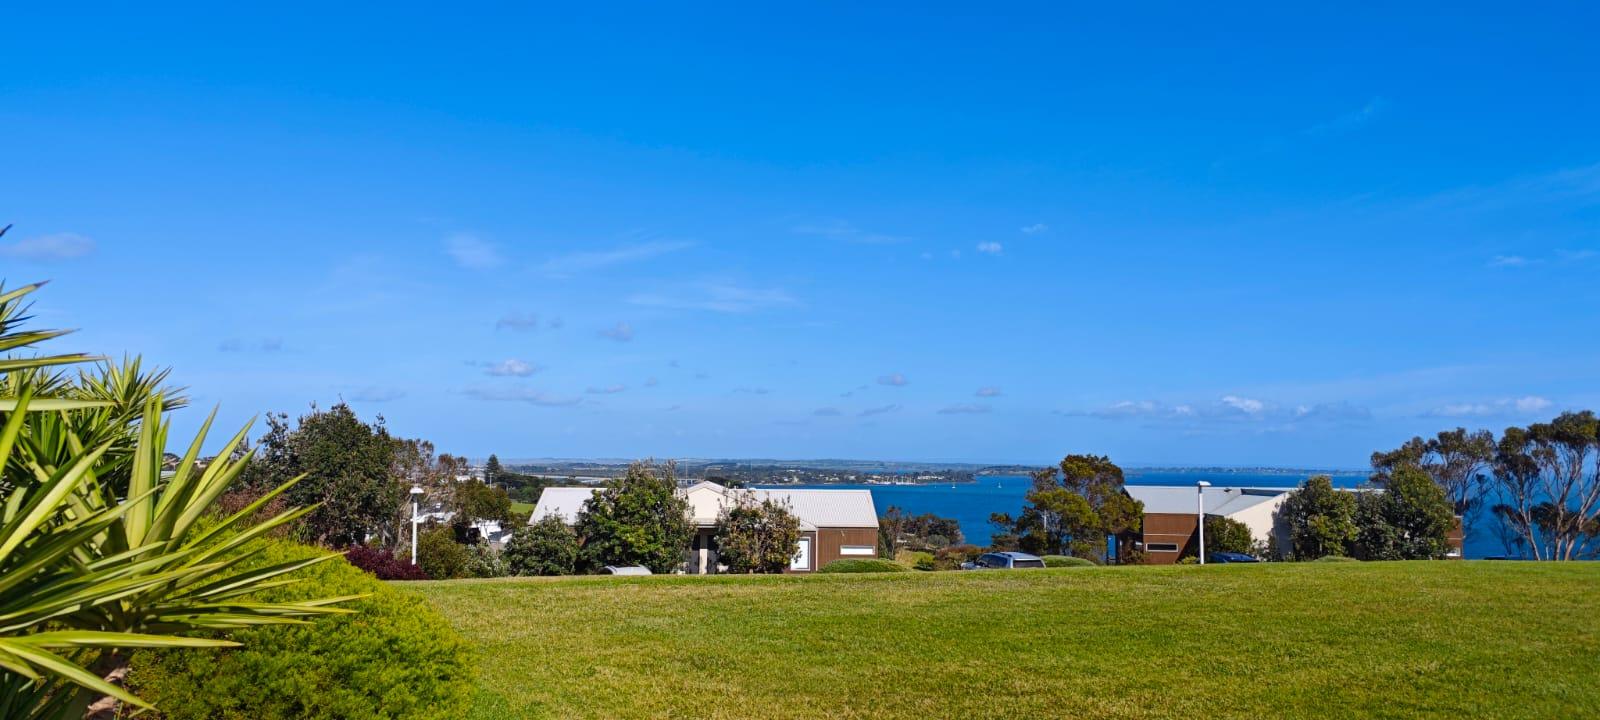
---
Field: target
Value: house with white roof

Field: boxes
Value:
[1123,485,1293,563]
[529,480,879,573]
[1124,483,1463,562]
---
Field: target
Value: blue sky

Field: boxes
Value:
[4,3,1599,467]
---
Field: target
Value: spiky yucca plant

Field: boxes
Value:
[0,277,359,718]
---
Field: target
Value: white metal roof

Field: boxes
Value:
[1124,485,1289,516]
[753,487,879,529]
[530,487,603,525]
[528,481,878,529]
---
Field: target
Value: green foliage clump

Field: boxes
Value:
[574,462,693,573]
[818,558,909,573]
[713,493,802,574]
[1281,475,1359,560]
[241,403,403,548]
[128,536,473,720]
[1352,465,1457,560]
[1202,515,1257,556]
[465,541,507,578]
[894,550,935,571]
[1042,555,1097,567]
[1312,555,1360,563]
[504,516,579,576]
[933,543,983,570]
[418,525,472,579]
[993,454,1142,562]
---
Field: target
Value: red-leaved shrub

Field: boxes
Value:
[344,546,430,581]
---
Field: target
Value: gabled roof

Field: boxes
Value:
[530,487,602,525]
[529,481,878,529]
[1124,485,1289,516]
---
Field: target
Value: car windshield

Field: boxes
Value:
[1012,559,1045,568]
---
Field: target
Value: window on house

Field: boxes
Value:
[1146,543,1180,552]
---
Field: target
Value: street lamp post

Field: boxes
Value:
[1196,480,1211,565]
[409,485,424,566]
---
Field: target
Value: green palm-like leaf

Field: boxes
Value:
[0,278,359,715]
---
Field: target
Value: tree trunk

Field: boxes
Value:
[82,651,128,720]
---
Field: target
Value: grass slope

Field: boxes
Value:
[402,562,1599,720]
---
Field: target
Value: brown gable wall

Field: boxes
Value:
[1142,512,1198,565]
[785,527,878,573]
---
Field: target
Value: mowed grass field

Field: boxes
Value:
[401,562,1599,720]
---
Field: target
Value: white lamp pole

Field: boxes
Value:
[1196,480,1211,565]
[409,485,424,566]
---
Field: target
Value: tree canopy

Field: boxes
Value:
[1280,475,1358,560]
[995,454,1142,562]
[713,492,802,573]
[574,462,693,573]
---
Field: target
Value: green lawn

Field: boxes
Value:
[510,501,535,515]
[401,562,1600,720]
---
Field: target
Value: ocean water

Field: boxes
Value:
[760,470,1505,559]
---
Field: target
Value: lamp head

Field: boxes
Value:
[1196,480,1211,490]
[410,485,425,496]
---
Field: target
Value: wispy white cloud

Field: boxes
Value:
[976,241,1003,255]
[876,373,908,387]
[462,387,582,407]
[598,322,635,342]
[586,384,627,395]
[734,387,772,395]
[1426,395,1553,418]
[791,220,906,244]
[482,359,538,377]
[1307,97,1387,137]
[858,404,901,417]
[1066,396,1370,427]
[975,386,1003,397]
[538,241,692,277]
[445,233,504,270]
[1020,224,1048,235]
[1220,395,1267,415]
[495,312,542,331]
[813,407,842,416]
[937,403,991,415]
[628,283,798,313]
[1487,250,1597,269]
[218,338,284,353]
[1488,255,1532,268]
[0,232,96,261]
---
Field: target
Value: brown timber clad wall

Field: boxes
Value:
[1142,512,1197,565]
[1448,517,1464,558]
[785,527,878,573]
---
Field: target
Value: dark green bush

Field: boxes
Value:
[128,536,473,720]
[1313,554,1360,563]
[1042,555,1097,568]
[418,524,472,579]
[818,558,910,573]
[505,515,579,576]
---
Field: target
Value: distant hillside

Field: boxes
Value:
[496,458,1367,485]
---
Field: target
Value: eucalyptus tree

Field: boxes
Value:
[1525,412,1600,560]
[1371,427,1494,536]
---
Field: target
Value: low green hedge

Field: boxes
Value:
[1042,555,1097,568]
[128,536,474,720]
[1313,555,1361,563]
[818,558,910,573]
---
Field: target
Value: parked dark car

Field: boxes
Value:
[962,551,1046,570]
[1207,552,1261,564]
